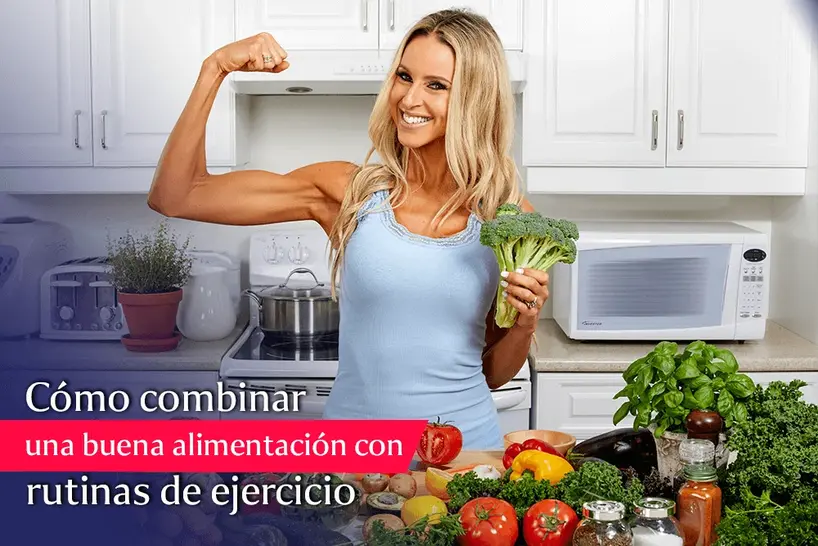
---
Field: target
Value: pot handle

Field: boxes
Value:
[281,267,323,288]
[243,289,262,308]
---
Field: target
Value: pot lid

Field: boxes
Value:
[261,268,332,299]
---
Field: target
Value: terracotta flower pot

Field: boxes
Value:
[118,289,183,341]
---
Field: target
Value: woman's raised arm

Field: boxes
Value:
[147,33,353,229]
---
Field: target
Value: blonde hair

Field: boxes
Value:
[328,8,522,298]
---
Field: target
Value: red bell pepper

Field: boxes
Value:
[504,439,564,469]
[503,443,524,469]
[522,438,563,458]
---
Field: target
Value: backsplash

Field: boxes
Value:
[0,95,778,319]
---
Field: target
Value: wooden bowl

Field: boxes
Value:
[503,430,577,455]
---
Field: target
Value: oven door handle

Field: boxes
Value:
[491,388,526,411]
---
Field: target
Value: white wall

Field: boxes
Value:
[770,30,818,343]
[1,95,776,318]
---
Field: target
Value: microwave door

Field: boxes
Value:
[576,244,731,333]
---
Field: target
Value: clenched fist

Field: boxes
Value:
[208,32,289,74]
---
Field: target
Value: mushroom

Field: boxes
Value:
[363,514,405,541]
[361,473,390,493]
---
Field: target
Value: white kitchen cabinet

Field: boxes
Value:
[0,1,93,167]
[0,0,239,171]
[378,0,523,50]
[533,373,636,442]
[90,0,238,167]
[522,0,669,167]
[236,0,379,50]
[237,0,522,52]
[666,0,810,167]
[534,371,818,442]
[523,0,812,175]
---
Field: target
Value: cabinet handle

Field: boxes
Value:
[651,110,658,151]
[100,110,108,150]
[677,109,684,150]
[389,0,395,30]
[361,0,368,31]
[73,110,81,149]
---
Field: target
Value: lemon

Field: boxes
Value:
[424,468,454,500]
[401,495,448,526]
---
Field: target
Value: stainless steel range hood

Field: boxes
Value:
[230,50,527,95]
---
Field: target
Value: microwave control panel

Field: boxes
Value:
[739,248,767,319]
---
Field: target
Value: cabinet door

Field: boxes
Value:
[666,0,811,167]
[378,0,522,50]
[0,0,92,166]
[522,0,669,167]
[236,0,379,50]
[534,373,633,441]
[90,0,236,166]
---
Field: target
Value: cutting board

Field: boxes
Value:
[408,450,505,493]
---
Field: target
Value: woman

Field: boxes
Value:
[148,9,549,449]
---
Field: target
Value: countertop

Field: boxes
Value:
[531,319,818,373]
[0,327,242,372]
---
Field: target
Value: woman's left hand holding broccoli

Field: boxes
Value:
[500,268,549,332]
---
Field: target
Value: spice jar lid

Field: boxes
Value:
[582,500,626,521]
[679,438,715,464]
[634,497,675,518]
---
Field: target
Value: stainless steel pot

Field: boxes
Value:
[244,267,339,338]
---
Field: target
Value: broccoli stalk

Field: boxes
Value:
[480,204,579,328]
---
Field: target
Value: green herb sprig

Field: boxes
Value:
[106,220,192,294]
[613,340,755,437]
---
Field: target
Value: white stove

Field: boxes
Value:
[219,226,532,431]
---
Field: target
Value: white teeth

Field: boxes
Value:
[402,112,431,125]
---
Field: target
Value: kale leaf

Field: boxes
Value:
[715,380,818,545]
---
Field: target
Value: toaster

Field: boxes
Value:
[39,257,129,340]
[0,217,73,338]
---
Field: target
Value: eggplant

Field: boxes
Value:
[568,429,658,480]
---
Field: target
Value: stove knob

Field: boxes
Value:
[99,306,116,323]
[288,243,309,264]
[263,243,279,264]
[59,306,74,321]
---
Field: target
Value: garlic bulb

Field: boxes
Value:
[472,464,501,480]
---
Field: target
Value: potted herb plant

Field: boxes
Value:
[106,221,193,352]
[612,340,755,481]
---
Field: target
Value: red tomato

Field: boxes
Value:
[522,500,578,546]
[503,443,524,469]
[521,439,563,459]
[416,418,463,466]
[458,498,519,546]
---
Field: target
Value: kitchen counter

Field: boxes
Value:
[531,319,818,373]
[0,327,242,371]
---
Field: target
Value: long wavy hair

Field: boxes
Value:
[328,9,522,298]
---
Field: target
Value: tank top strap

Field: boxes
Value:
[356,189,390,221]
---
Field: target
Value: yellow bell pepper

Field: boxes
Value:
[509,449,574,484]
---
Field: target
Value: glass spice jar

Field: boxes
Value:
[631,497,684,546]
[573,500,633,546]
[677,440,721,546]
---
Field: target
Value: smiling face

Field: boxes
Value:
[389,34,455,149]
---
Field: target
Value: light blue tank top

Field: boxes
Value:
[322,189,504,450]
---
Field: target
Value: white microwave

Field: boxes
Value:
[551,221,769,341]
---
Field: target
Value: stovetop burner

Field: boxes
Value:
[230,328,339,362]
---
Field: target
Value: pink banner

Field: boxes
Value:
[0,419,428,473]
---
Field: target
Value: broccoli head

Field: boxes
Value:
[480,204,579,328]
